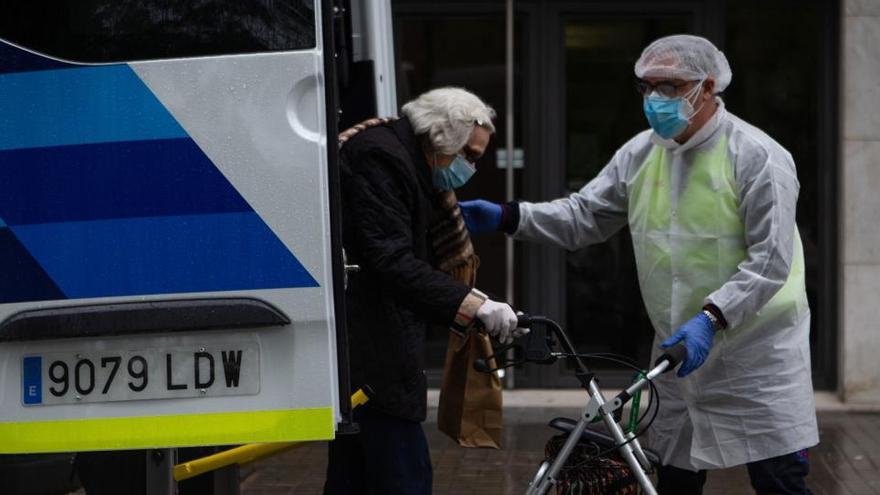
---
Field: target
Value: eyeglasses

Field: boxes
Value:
[635,79,700,98]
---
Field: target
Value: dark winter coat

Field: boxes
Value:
[340,117,470,422]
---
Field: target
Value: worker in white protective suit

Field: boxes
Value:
[459,35,818,494]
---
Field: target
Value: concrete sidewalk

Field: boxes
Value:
[427,389,880,412]
[241,398,880,495]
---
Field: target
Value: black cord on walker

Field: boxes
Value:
[563,353,660,448]
[504,315,662,468]
[560,352,660,430]
[519,315,661,437]
[556,352,662,468]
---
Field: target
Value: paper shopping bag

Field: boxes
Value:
[437,327,503,448]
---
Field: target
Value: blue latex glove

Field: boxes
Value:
[459,200,502,235]
[660,312,716,378]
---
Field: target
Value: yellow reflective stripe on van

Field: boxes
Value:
[0,407,334,454]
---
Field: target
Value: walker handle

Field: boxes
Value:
[654,342,688,372]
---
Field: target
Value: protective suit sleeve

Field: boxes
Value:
[705,146,800,329]
[342,151,471,327]
[513,152,629,251]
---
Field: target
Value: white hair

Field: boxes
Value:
[400,87,496,155]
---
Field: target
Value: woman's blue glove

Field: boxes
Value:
[660,312,716,378]
[459,200,502,235]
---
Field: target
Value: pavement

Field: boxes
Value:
[238,391,880,495]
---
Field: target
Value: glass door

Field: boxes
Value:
[516,7,696,388]
[563,15,692,380]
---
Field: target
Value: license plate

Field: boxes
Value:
[21,343,260,406]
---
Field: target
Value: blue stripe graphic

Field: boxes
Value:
[11,213,319,299]
[0,139,252,226]
[0,40,320,302]
[0,227,66,304]
[0,65,187,151]
[22,356,43,405]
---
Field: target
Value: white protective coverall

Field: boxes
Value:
[514,100,818,470]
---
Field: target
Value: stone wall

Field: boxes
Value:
[841,0,880,404]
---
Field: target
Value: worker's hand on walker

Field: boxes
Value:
[476,299,519,344]
[459,199,502,235]
[661,312,716,378]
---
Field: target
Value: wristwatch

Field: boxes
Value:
[702,309,723,331]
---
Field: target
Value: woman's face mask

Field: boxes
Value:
[642,79,706,139]
[432,153,476,191]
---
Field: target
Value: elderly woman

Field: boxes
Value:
[325,87,519,494]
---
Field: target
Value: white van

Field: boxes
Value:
[0,0,395,458]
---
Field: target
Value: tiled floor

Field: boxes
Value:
[240,409,880,495]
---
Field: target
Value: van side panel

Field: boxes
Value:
[0,3,339,453]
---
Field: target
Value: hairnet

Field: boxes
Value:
[634,35,732,93]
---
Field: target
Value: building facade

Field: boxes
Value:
[387,0,878,404]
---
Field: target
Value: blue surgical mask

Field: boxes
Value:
[642,80,704,139]
[432,154,476,190]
